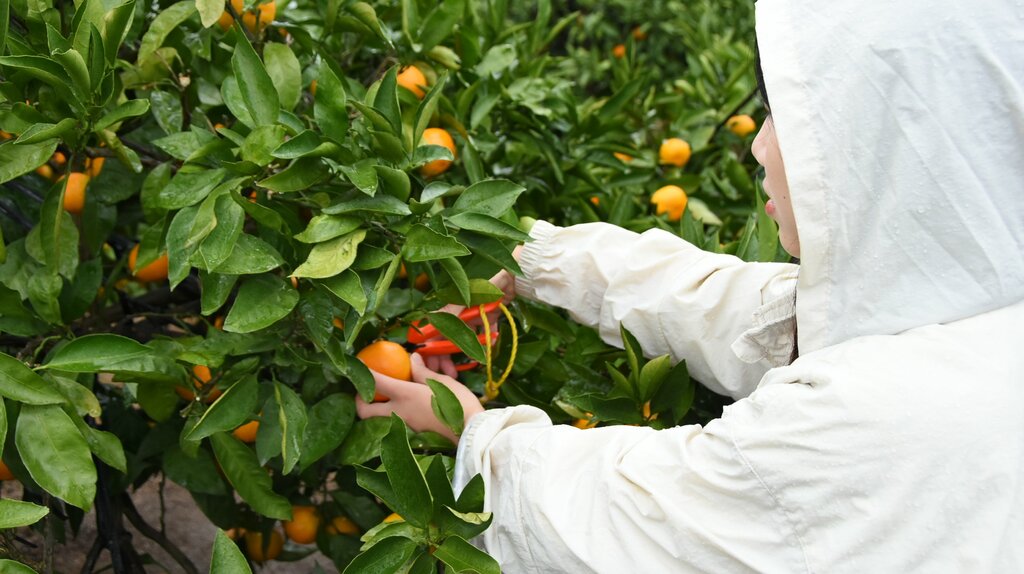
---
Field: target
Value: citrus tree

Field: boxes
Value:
[0,0,779,570]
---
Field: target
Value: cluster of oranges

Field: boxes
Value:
[229,506,362,562]
[217,0,276,34]
[33,151,105,215]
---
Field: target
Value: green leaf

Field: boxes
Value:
[0,0,8,65]
[212,234,284,275]
[372,66,401,135]
[14,118,78,145]
[257,156,329,192]
[0,499,49,529]
[0,140,58,184]
[44,334,147,372]
[200,271,238,315]
[446,212,531,242]
[16,404,96,510]
[456,232,523,276]
[339,417,390,466]
[0,560,39,574]
[187,376,259,441]
[374,165,411,201]
[223,274,300,333]
[638,354,672,403]
[210,529,253,574]
[271,383,305,474]
[649,360,693,418]
[435,278,503,308]
[231,29,279,126]
[438,257,470,306]
[416,0,464,53]
[163,446,227,495]
[292,230,366,279]
[210,432,292,520]
[294,214,362,243]
[49,375,100,418]
[300,393,354,470]
[192,194,245,271]
[451,179,526,217]
[315,62,348,142]
[240,125,287,167]
[52,49,91,100]
[137,1,195,63]
[338,160,379,196]
[341,536,418,574]
[0,352,66,404]
[380,415,432,527]
[263,42,301,111]
[156,167,227,210]
[424,313,486,364]
[323,194,412,216]
[426,379,464,436]
[195,0,223,27]
[620,323,642,381]
[67,412,127,472]
[320,270,368,315]
[94,99,150,132]
[414,72,447,145]
[347,2,392,48]
[402,225,470,262]
[433,535,500,574]
[103,0,136,65]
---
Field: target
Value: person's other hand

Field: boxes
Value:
[421,244,524,376]
[355,352,485,444]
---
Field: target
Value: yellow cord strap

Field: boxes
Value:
[480,302,518,402]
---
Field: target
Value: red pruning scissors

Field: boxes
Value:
[407,302,501,372]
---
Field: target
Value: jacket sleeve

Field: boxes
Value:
[514,220,799,399]
[453,405,807,573]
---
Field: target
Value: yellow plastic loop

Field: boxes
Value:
[480,302,518,402]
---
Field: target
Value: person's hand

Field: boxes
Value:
[355,352,485,444]
[420,244,524,376]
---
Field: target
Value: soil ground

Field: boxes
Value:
[1,479,334,573]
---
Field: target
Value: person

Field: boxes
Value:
[356,0,1024,571]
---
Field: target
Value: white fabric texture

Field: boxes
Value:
[454,1,1024,572]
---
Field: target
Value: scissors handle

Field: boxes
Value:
[414,332,498,356]
[407,301,502,344]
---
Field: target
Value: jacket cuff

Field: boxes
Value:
[513,220,559,302]
[452,405,552,497]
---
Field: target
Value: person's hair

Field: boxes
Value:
[754,40,771,113]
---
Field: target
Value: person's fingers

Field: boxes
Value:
[409,352,432,384]
[438,355,459,379]
[370,368,416,397]
[424,354,440,372]
[355,395,393,419]
[438,303,465,316]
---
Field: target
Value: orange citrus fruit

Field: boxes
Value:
[218,0,276,34]
[726,114,757,137]
[52,151,67,166]
[326,516,360,536]
[659,138,691,167]
[128,245,169,282]
[612,44,626,59]
[397,65,428,99]
[419,128,457,177]
[224,527,245,540]
[632,27,647,41]
[35,164,54,180]
[332,317,344,330]
[213,316,225,330]
[572,414,598,430]
[310,79,318,96]
[413,273,430,292]
[0,459,15,481]
[63,172,88,214]
[284,506,320,545]
[589,197,600,207]
[651,185,688,221]
[245,529,284,562]
[613,152,633,163]
[233,420,260,443]
[356,341,412,402]
[86,156,105,178]
[290,276,299,288]
[383,513,403,524]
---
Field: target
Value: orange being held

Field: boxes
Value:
[245,528,284,562]
[397,65,428,99]
[356,341,412,402]
[419,128,457,177]
[283,506,320,545]
[659,138,692,167]
[651,185,688,222]
[128,245,169,282]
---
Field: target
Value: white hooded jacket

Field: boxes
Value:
[454,1,1024,572]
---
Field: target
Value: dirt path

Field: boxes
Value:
[2,479,334,573]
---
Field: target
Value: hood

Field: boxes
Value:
[755,1,1024,355]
